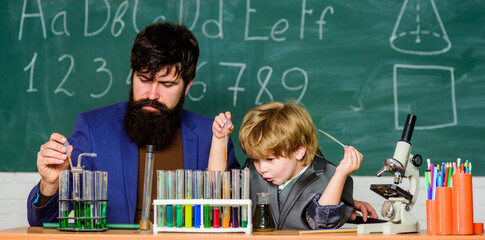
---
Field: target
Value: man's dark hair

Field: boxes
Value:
[131,22,199,87]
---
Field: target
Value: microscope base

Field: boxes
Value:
[357,221,419,235]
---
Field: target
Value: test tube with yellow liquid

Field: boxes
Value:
[184,169,193,228]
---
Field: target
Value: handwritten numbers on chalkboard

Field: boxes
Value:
[126,70,132,84]
[23,53,116,98]
[54,54,75,97]
[219,62,309,106]
[220,62,247,107]
[282,67,308,103]
[90,58,113,99]
[23,52,38,93]
[255,66,274,105]
[188,61,208,102]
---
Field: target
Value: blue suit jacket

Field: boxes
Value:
[27,102,239,226]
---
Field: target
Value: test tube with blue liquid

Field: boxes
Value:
[166,170,175,227]
[231,169,240,228]
[241,168,250,227]
[58,169,70,229]
[176,169,184,227]
[203,171,212,228]
[212,171,222,228]
[157,170,166,227]
[194,170,203,228]
[184,169,193,228]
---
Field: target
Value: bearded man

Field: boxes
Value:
[27,22,239,226]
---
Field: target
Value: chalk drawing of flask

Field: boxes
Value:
[390,0,451,55]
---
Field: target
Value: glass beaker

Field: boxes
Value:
[253,192,275,232]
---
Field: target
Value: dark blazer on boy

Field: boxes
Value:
[245,154,354,230]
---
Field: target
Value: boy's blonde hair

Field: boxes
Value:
[239,101,319,166]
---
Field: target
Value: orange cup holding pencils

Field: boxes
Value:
[436,187,452,235]
[452,173,474,235]
[426,199,439,235]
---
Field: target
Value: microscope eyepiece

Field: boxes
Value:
[400,114,417,144]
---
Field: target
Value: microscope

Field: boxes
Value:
[358,114,422,235]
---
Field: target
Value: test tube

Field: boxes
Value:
[222,171,231,228]
[94,171,102,229]
[73,171,82,229]
[100,171,108,229]
[95,171,101,229]
[203,171,212,228]
[194,170,203,228]
[176,169,184,227]
[166,170,175,227]
[140,145,155,230]
[231,169,240,228]
[184,169,193,228]
[83,170,94,229]
[212,171,222,228]
[241,168,250,227]
[157,170,166,227]
[58,170,70,228]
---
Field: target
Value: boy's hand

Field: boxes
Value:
[350,200,378,221]
[212,111,233,139]
[335,146,362,177]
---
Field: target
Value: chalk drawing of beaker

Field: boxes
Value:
[390,0,451,55]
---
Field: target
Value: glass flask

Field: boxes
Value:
[253,192,275,232]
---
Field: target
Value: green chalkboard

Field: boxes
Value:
[1,0,484,176]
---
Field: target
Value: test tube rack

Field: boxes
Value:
[153,199,252,234]
[57,199,108,232]
[57,168,108,232]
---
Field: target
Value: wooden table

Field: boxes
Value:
[1,227,484,240]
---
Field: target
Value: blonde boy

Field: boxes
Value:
[210,102,375,229]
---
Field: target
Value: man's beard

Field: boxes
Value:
[123,96,184,150]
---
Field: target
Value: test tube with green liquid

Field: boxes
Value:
[100,171,108,228]
[241,168,250,227]
[231,169,240,228]
[222,171,231,228]
[212,171,222,228]
[83,170,94,229]
[94,171,102,229]
[176,169,184,227]
[157,170,166,227]
[203,171,212,228]
[73,171,82,229]
[194,170,203,228]
[58,170,70,229]
[184,170,193,228]
[166,170,175,227]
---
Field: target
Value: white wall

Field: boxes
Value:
[1,173,484,231]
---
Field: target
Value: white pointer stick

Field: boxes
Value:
[318,129,347,149]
